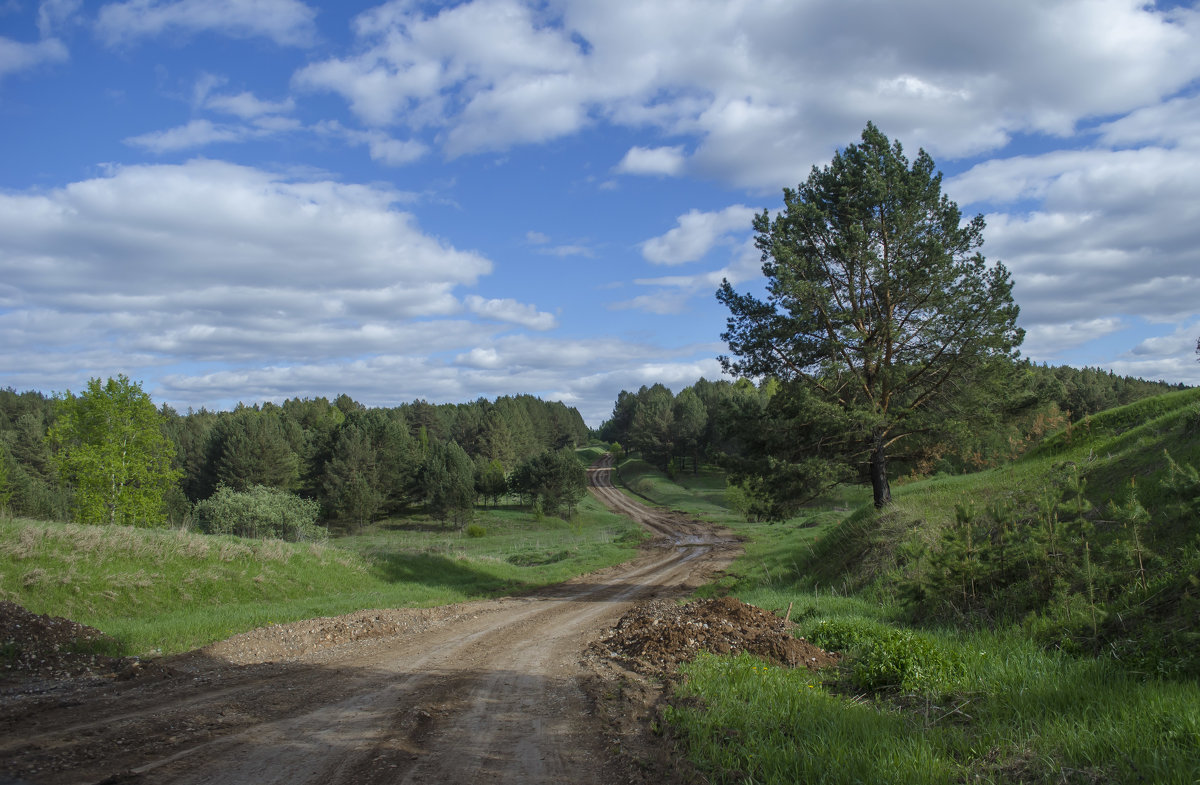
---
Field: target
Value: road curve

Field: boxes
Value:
[0,455,737,785]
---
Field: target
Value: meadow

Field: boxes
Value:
[0,491,643,658]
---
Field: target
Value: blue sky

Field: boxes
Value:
[2,0,1199,426]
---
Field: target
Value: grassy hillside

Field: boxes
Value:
[599,401,1200,784]
[0,493,643,658]
[786,387,1200,675]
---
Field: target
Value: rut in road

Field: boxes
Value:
[0,454,736,785]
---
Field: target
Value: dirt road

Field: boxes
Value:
[0,456,738,785]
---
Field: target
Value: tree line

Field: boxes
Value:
[0,380,589,534]
[599,363,1186,521]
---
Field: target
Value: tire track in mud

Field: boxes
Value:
[0,454,737,785]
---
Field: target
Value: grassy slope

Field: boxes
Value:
[802,385,1200,597]
[607,402,1200,784]
[0,491,643,657]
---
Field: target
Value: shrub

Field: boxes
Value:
[194,484,325,542]
[805,617,964,694]
[465,523,487,538]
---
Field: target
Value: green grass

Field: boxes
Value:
[607,448,1200,785]
[668,635,1200,784]
[0,493,643,657]
[575,445,607,467]
[615,459,745,524]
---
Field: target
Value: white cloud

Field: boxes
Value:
[1131,323,1200,358]
[0,160,494,373]
[126,76,303,152]
[615,145,686,176]
[0,34,67,81]
[293,0,1200,189]
[1098,94,1200,149]
[443,334,729,424]
[641,205,757,265]
[617,235,762,315]
[124,118,250,152]
[205,90,295,120]
[37,0,82,37]
[948,145,1200,332]
[96,0,317,47]
[92,333,727,426]
[1019,318,1126,359]
[313,121,429,166]
[540,244,594,258]
[465,295,558,330]
[609,292,692,316]
[294,0,587,143]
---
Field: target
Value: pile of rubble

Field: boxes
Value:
[594,596,840,673]
[0,601,123,683]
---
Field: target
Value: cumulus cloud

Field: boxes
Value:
[96,0,318,47]
[1097,94,1200,149]
[37,0,83,37]
[1131,323,1200,358]
[465,295,558,330]
[615,145,686,176]
[293,0,1200,188]
[204,90,295,120]
[1019,318,1126,359]
[126,75,302,153]
[318,122,429,166]
[615,206,763,315]
[641,205,757,265]
[0,160,495,379]
[124,118,252,152]
[446,334,728,423]
[948,145,1200,339]
[136,335,726,426]
[0,34,67,81]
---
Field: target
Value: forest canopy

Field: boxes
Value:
[0,387,588,531]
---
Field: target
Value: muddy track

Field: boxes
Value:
[0,455,738,785]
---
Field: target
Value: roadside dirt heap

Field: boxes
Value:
[198,606,456,665]
[594,595,839,673]
[0,601,124,683]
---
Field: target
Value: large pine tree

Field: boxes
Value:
[718,123,1023,509]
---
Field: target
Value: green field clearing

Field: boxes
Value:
[0,492,643,658]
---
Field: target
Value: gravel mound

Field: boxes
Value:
[198,605,471,665]
[0,601,124,682]
[594,596,840,673]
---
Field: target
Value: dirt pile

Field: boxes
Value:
[594,596,839,673]
[198,605,475,665]
[0,601,125,683]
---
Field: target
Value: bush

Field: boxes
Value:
[194,484,325,542]
[465,523,487,538]
[805,618,964,694]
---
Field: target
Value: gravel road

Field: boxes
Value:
[0,455,738,785]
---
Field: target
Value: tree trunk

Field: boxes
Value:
[869,434,892,508]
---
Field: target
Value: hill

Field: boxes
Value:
[594,397,1200,784]
[794,387,1200,676]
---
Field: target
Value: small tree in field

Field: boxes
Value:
[47,375,180,526]
[718,123,1023,510]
